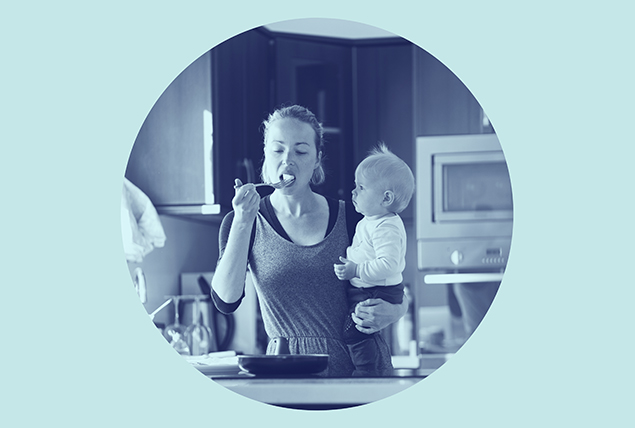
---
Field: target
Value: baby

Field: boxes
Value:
[334,143,415,376]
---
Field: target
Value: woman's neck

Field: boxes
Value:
[270,188,321,218]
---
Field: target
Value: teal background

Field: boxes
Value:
[2,1,633,426]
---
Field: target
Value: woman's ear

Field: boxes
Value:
[382,190,395,207]
[314,151,322,170]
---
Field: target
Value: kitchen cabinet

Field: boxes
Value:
[212,29,274,208]
[125,30,275,217]
[354,41,416,220]
[125,29,491,219]
[125,51,217,214]
[272,35,354,201]
[414,48,493,136]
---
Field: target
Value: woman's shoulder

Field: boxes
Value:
[321,194,362,243]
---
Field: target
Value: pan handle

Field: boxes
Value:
[271,337,290,355]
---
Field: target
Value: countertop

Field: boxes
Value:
[187,352,446,409]
[212,373,427,409]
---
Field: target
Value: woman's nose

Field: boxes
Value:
[282,152,294,166]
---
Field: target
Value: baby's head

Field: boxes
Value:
[355,143,415,214]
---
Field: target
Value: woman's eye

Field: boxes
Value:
[296,151,308,155]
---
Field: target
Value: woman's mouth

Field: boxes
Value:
[280,173,295,185]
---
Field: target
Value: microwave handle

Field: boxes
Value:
[424,272,504,284]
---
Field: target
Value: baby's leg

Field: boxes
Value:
[347,338,379,377]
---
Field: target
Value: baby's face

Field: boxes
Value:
[351,171,389,218]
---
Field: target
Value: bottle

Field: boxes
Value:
[395,285,414,355]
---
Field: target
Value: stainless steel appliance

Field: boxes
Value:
[416,133,513,277]
[415,133,514,345]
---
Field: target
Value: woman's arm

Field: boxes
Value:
[211,179,260,304]
[351,295,409,334]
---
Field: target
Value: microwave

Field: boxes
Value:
[416,134,514,273]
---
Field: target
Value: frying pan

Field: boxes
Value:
[238,354,329,375]
[237,337,329,375]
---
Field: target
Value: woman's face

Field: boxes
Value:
[263,118,321,191]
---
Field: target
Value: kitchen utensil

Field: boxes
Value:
[238,354,329,376]
[234,177,295,191]
[272,337,290,355]
[197,276,235,351]
[254,176,295,189]
[237,337,329,375]
[149,298,171,321]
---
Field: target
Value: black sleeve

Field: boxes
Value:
[211,287,244,314]
[211,211,248,314]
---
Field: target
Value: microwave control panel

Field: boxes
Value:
[418,237,512,271]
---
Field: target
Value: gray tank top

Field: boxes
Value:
[250,200,357,376]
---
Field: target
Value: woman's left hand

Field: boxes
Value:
[351,297,408,334]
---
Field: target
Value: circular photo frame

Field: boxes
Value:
[121,18,513,411]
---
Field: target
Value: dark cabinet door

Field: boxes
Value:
[273,36,354,201]
[212,30,274,208]
[355,42,416,219]
[414,48,492,136]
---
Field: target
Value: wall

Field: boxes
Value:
[126,215,220,327]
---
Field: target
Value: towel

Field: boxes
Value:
[121,178,166,262]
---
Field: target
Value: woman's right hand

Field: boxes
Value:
[232,178,260,223]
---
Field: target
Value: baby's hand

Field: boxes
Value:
[333,256,357,281]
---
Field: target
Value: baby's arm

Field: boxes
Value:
[355,222,404,283]
[334,256,357,280]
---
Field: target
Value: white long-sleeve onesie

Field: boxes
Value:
[346,213,407,288]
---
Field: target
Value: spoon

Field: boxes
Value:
[254,177,295,189]
[235,177,295,190]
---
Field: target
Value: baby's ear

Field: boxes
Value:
[382,190,395,207]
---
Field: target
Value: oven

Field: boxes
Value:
[415,133,514,346]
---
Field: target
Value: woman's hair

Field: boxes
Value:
[261,105,326,186]
[357,143,415,213]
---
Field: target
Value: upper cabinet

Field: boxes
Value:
[354,42,416,219]
[125,51,218,215]
[414,48,493,136]
[212,29,273,209]
[124,28,493,221]
[272,35,354,201]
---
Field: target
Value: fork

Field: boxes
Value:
[254,177,295,189]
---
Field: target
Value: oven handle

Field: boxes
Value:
[424,272,504,284]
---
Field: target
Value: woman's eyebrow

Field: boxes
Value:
[270,140,310,146]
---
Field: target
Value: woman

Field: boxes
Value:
[211,105,407,376]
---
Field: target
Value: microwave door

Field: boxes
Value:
[433,152,513,223]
